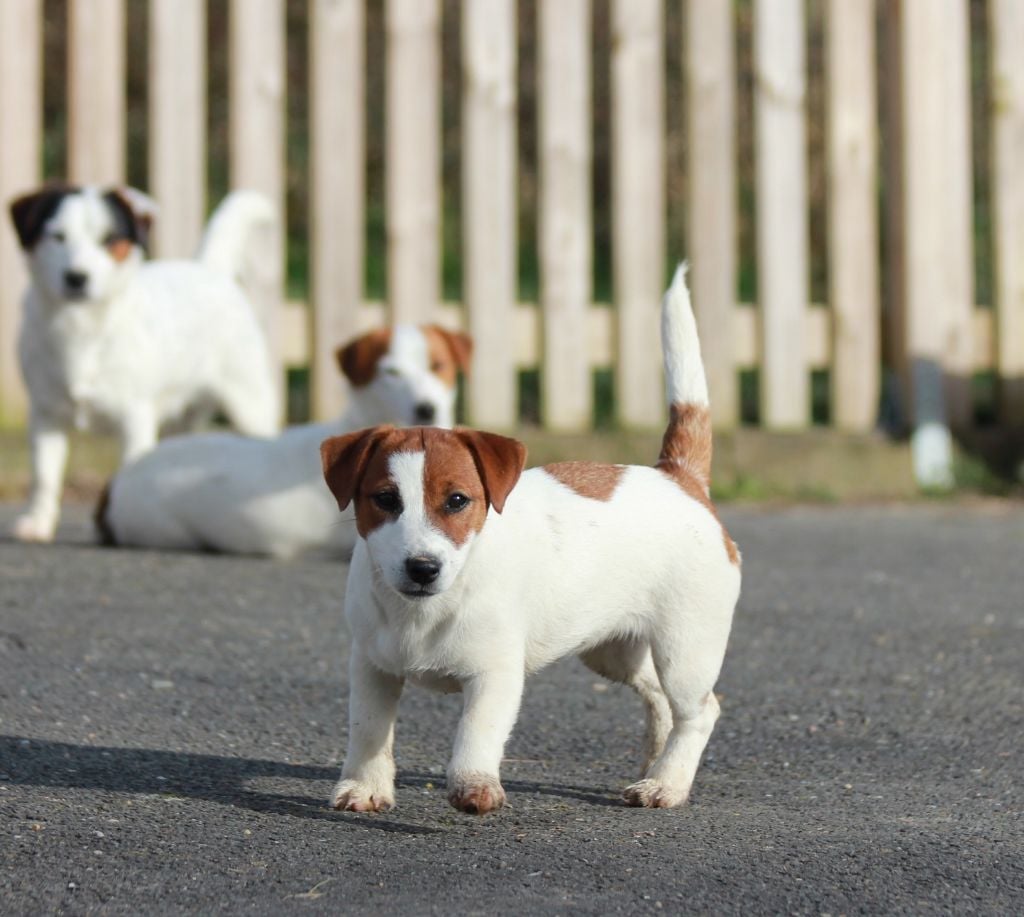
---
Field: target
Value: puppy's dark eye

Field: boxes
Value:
[371,491,402,514]
[444,493,470,513]
[50,231,65,243]
[430,361,445,373]
[102,233,117,246]
[383,367,401,377]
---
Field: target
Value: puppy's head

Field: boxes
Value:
[9,184,156,305]
[336,324,472,428]
[321,426,526,598]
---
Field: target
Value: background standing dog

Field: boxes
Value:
[97,324,471,558]
[9,185,280,543]
[320,265,741,815]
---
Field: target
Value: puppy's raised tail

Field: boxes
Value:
[657,264,713,491]
[196,190,276,285]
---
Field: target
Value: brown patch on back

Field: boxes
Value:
[656,401,739,566]
[422,325,473,387]
[543,462,625,501]
[336,329,393,387]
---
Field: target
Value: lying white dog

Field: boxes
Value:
[319,265,741,815]
[10,184,279,542]
[97,324,471,558]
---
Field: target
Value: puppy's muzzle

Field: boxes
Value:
[405,554,441,586]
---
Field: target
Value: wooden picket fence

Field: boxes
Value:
[1,0,1023,434]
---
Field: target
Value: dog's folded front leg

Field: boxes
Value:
[331,647,404,813]
[14,419,69,542]
[447,665,524,815]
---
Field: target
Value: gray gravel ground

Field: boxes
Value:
[1,501,1022,916]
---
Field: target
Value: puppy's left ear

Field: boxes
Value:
[9,184,76,250]
[106,187,159,253]
[457,429,526,514]
[429,326,474,376]
[320,425,396,512]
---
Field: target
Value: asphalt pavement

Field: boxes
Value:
[1,501,1022,915]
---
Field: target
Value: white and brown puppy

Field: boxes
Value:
[320,266,741,815]
[10,184,279,543]
[97,325,471,558]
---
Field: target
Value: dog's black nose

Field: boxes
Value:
[413,402,436,424]
[405,555,441,585]
[64,270,88,291]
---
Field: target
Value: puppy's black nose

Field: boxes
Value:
[64,270,87,291]
[413,402,436,424]
[405,555,441,585]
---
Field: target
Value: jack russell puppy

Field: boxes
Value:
[97,325,472,558]
[319,266,741,814]
[10,184,280,543]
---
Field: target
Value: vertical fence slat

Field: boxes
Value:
[754,0,809,429]
[69,0,126,183]
[463,0,517,430]
[991,0,1024,424]
[613,0,665,428]
[686,0,737,429]
[311,0,365,420]
[539,0,592,431]
[901,0,973,432]
[826,0,879,432]
[942,0,975,427]
[149,0,206,258]
[229,0,285,403]
[387,0,441,325]
[0,0,41,426]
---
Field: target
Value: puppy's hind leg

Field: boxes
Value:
[622,645,722,809]
[580,638,672,774]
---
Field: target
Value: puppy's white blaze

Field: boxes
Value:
[366,450,472,595]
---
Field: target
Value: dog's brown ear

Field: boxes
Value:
[9,185,77,250]
[336,329,392,387]
[105,187,157,254]
[321,425,396,511]
[457,429,526,514]
[427,325,474,376]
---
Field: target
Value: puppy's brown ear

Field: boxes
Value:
[457,429,526,514]
[336,329,392,387]
[105,187,158,254]
[9,185,77,250]
[428,326,474,376]
[321,425,396,511]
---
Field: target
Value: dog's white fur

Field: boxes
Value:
[98,324,467,558]
[321,266,741,814]
[11,185,279,542]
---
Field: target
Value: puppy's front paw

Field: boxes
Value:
[623,778,689,809]
[12,513,56,543]
[447,773,506,815]
[330,778,395,813]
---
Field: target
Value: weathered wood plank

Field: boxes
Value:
[386,0,441,325]
[310,0,365,419]
[754,0,810,429]
[229,0,285,409]
[149,0,206,259]
[990,0,1024,423]
[686,0,738,428]
[462,0,518,430]
[613,0,665,429]
[539,0,592,431]
[68,0,125,183]
[0,0,42,425]
[826,0,880,431]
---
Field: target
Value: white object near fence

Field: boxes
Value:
[0,0,1021,464]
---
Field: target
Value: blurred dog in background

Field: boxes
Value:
[9,185,280,542]
[96,324,471,559]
